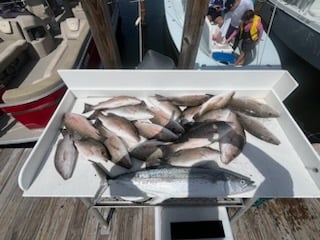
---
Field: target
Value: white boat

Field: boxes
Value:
[164,0,281,69]
[0,1,119,145]
[258,0,320,70]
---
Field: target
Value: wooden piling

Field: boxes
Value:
[81,0,121,68]
[178,0,209,69]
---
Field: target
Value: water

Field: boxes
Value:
[117,0,320,142]
[117,0,176,68]
[271,33,320,142]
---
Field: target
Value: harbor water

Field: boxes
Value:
[116,0,320,142]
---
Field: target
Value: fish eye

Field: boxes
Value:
[240,179,246,185]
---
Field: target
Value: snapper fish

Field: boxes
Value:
[228,96,280,118]
[54,129,78,180]
[235,112,281,145]
[154,94,212,107]
[197,91,235,117]
[63,112,102,141]
[83,96,142,113]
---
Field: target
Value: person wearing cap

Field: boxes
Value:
[207,0,224,27]
[224,0,254,39]
[226,9,263,65]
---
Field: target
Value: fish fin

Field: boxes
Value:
[120,196,151,203]
[89,160,113,180]
[87,110,100,120]
[154,94,167,101]
[145,196,169,205]
[145,158,165,168]
[83,103,94,114]
[191,160,220,170]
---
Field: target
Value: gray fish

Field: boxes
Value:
[54,130,78,180]
[180,105,201,124]
[147,96,182,120]
[149,107,185,134]
[236,112,281,145]
[197,91,235,117]
[229,96,280,118]
[196,108,232,122]
[104,135,132,169]
[92,163,255,203]
[129,140,167,161]
[96,112,140,147]
[219,111,246,164]
[83,96,142,113]
[168,121,233,152]
[63,112,102,141]
[155,94,212,107]
[95,121,133,168]
[74,138,109,164]
[134,121,179,142]
[164,147,221,167]
[99,104,154,121]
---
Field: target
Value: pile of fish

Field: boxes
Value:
[54,92,280,199]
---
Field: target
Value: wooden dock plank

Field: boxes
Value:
[4,197,50,240]
[80,208,100,240]
[101,208,143,240]
[35,198,76,240]
[0,148,31,238]
[142,207,155,240]
[232,199,320,240]
[0,148,25,193]
[65,199,88,240]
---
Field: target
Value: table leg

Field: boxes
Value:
[230,197,258,224]
[80,198,115,230]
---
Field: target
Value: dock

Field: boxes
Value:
[1,147,320,239]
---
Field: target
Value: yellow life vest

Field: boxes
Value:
[240,15,261,41]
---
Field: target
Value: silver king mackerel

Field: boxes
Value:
[92,163,255,204]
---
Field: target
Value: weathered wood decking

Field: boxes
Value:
[0,147,320,240]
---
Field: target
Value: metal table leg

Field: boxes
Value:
[80,198,115,230]
[230,197,258,225]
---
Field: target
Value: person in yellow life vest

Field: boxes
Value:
[227,10,263,66]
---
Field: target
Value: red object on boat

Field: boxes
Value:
[0,86,67,129]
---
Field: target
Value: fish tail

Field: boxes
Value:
[87,110,100,120]
[89,160,113,180]
[159,144,175,158]
[154,94,168,101]
[83,103,95,113]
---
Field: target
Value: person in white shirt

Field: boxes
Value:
[224,0,254,39]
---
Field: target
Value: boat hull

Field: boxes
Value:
[0,36,100,144]
[258,1,320,70]
[1,85,67,129]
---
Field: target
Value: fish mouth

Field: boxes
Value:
[243,180,256,192]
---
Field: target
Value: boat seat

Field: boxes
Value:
[0,39,28,74]
[0,19,25,41]
[308,1,320,18]
[2,18,90,104]
[61,17,86,40]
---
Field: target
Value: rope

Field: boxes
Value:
[259,1,277,65]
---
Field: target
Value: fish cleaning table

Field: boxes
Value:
[18,70,320,230]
